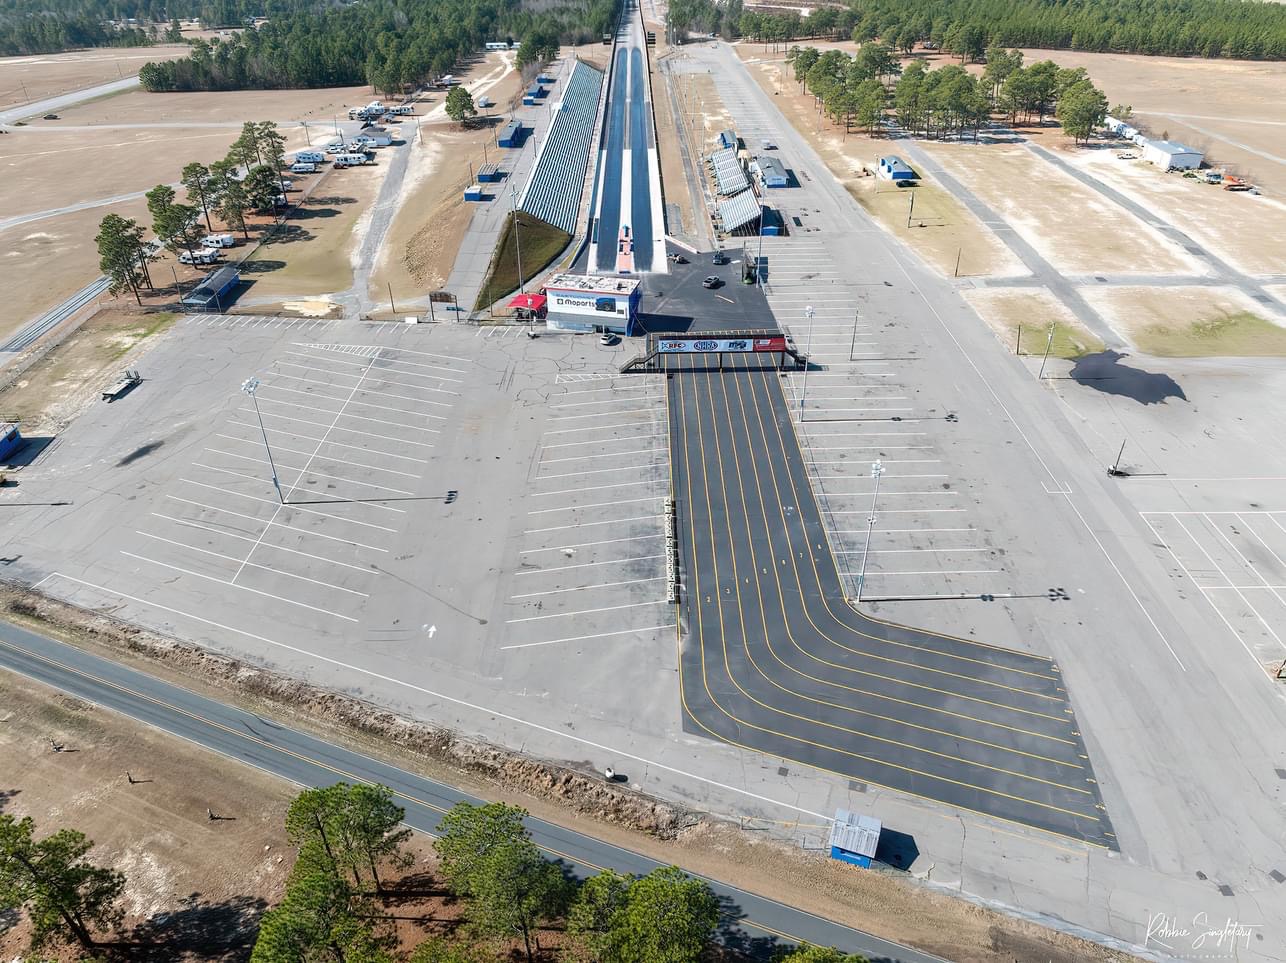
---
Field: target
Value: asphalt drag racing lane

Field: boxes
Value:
[666,353,1115,847]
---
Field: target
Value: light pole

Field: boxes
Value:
[799,304,815,416]
[755,174,768,285]
[848,308,861,360]
[241,378,283,504]
[856,459,885,603]
[509,184,526,294]
[1037,321,1055,379]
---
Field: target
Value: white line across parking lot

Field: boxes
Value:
[500,625,676,651]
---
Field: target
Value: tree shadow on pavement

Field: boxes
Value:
[714,893,784,961]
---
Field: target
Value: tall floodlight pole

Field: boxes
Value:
[856,459,885,603]
[509,184,526,294]
[799,304,816,416]
[241,378,283,504]
[1037,321,1056,379]
[848,308,861,360]
[756,175,768,285]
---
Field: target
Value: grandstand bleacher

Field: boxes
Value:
[519,60,606,234]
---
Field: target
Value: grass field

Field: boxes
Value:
[1083,285,1286,356]
[963,287,1105,359]
[474,211,571,311]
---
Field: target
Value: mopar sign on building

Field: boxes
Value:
[542,272,642,335]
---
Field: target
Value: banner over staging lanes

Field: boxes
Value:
[657,336,787,354]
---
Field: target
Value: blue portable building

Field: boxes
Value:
[498,120,526,148]
[464,184,484,201]
[0,423,23,462]
[717,128,737,150]
[877,155,917,183]
[181,266,241,311]
[476,164,502,183]
[829,810,881,868]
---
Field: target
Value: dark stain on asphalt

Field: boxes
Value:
[1068,350,1187,405]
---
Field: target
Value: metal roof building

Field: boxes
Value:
[1142,139,1203,171]
[829,809,881,868]
[709,147,749,196]
[877,156,917,182]
[717,128,738,150]
[519,60,605,233]
[498,120,526,148]
[754,154,788,188]
[716,189,761,234]
[181,266,241,311]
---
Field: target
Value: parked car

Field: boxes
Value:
[760,138,777,150]
[599,332,619,346]
[324,141,346,153]
[667,253,688,264]
[179,248,220,265]
[702,276,722,289]
[711,251,728,265]
[42,113,58,120]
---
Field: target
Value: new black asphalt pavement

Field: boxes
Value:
[666,352,1116,849]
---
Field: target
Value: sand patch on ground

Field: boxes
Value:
[1081,285,1286,356]
[923,142,1201,277]
[964,287,1105,359]
[1063,148,1286,278]
[737,53,1024,278]
[44,84,379,127]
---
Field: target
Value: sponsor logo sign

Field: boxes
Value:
[657,336,787,354]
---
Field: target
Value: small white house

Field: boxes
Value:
[1142,139,1203,171]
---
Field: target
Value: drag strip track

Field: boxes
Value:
[594,48,629,272]
[628,47,654,271]
[666,354,1116,848]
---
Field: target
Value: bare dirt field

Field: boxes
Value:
[369,53,522,306]
[1013,49,1286,195]
[738,53,1025,278]
[1063,148,1286,278]
[243,163,385,302]
[963,286,1105,359]
[0,126,244,220]
[0,199,150,342]
[922,141,1202,277]
[0,45,190,108]
[47,84,379,127]
[0,671,293,961]
[0,306,179,432]
[653,38,701,243]
[1081,284,1286,356]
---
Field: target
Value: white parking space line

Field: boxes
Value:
[120,551,359,622]
[245,403,440,440]
[556,383,659,395]
[214,434,420,477]
[151,513,378,573]
[505,598,669,623]
[541,433,666,449]
[511,575,665,599]
[259,383,449,420]
[537,464,664,480]
[225,421,429,464]
[190,462,409,512]
[164,497,389,553]
[288,349,465,382]
[273,368,458,402]
[527,496,663,515]
[519,534,661,554]
[550,396,662,409]
[540,447,666,464]
[178,479,400,532]
[530,481,666,497]
[836,547,988,555]
[499,624,676,651]
[203,449,415,496]
[136,530,370,597]
[523,514,658,534]
[276,360,461,394]
[514,554,666,576]
[543,421,658,434]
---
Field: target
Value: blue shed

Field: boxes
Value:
[877,156,917,183]
[829,809,881,868]
[756,155,789,188]
[498,120,526,148]
[0,423,23,463]
[717,128,737,150]
[464,184,484,201]
[476,163,502,183]
[181,266,241,311]
[536,73,554,85]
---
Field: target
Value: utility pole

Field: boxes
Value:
[510,184,525,293]
[906,191,916,228]
[241,378,283,504]
[1037,322,1055,379]
[856,459,885,603]
[799,305,816,416]
[387,282,397,314]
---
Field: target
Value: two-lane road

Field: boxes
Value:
[0,618,944,963]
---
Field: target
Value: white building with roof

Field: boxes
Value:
[1142,139,1204,171]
